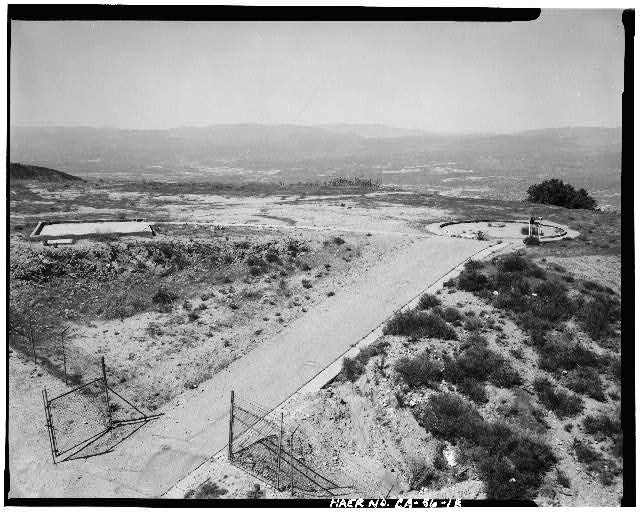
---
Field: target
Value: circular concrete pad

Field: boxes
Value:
[425,219,578,242]
[443,220,564,240]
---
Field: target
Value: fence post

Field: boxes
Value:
[29,315,37,366]
[61,327,69,385]
[276,412,283,490]
[290,430,295,497]
[228,390,235,461]
[42,388,56,463]
[101,357,112,428]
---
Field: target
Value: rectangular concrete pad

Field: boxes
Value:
[39,221,153,237]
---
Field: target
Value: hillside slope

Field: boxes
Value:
[9,163,83,182]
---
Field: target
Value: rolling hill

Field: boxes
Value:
[9,162,84,182]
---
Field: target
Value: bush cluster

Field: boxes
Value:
[564,367,606,401]
[572,438,617,485]
[526,179,597,210]
[444,344,522,389]
[582,413,621,440]
[533,378,584,418]
[383,309,457,340]
[418,293,441,310]
[395,350,443,389]
[577,292,621,341]
[152,285,178,305]
[416,393,556,499]
[341,340,389,382]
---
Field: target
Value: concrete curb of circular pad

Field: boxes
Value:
[424,219,580,242]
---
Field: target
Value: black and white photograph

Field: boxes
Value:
[5,6,633,506]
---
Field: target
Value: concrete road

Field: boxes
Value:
[35,235,488,498]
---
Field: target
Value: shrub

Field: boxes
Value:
[187,310,200,322]
[464,259,485,272]
[407,459,439,490]
[537,335,602,373]
[582,280,613,295]
[102,291,149,320]
[298,261,311,271]
[332,236,346,245]
[395,351,443,388]
[264,249,281,264]
[572,438,600,464]
[457,270,491,293]
[516,311,553,337]
[463,317,483,332]
[564,367,606,401]
[342,340,390,382]
[384,309,457,340]
[301,279,312,289]
[458,378,488,404]
[341,356,361,382]
[184,480,228,499]
[582,414,621,440]
[498,253,529,273]
[526,179,597,210]
[247,255,268,275]
[459,333,489,350]
[556,469,571,488]
[417,393,556,499]
[571,438,617,485]
[416,393,485,443]
[577,292,621,341]
[533,378,584,418]
[529,281,574,323]
[433,442,448,471]
[433,306,463,324]
[418,293,441,310]
[445,346,521,388]
[152,285,178,305]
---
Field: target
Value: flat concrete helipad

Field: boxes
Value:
[425,219,579,242]
[30,219,154,241]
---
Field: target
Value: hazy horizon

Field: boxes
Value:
[8,122,622,137]
[10,11,624,133]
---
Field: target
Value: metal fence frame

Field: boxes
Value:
[227,391,351,498]
[41,358,163,463]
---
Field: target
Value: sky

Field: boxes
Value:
[10,11,625,134]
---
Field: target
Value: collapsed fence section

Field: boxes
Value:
[228,391,351,497]
[42,357,163,463]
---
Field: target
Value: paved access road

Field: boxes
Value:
[35,234,488,498]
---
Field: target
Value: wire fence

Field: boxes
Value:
[39,352,163,463]
[9,304,100,387]
[228,392,352,498]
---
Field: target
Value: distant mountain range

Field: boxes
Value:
[9,124,621,189]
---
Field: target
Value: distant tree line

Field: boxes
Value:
[526,179,597,210]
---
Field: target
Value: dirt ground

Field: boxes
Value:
[8,179,623,502]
